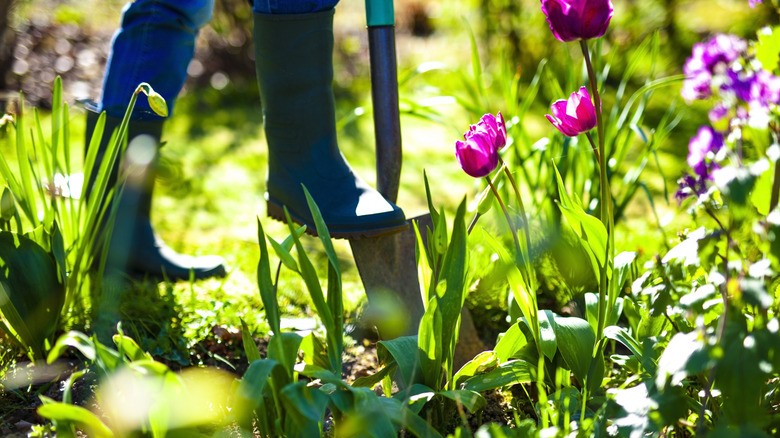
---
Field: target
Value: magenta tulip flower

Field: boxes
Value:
[546,87,597,137]
[541,0,614,42]
[455,112,506,178]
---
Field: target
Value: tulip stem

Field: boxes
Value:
[585,132,601,165]
[498,157,534,278]
[486,177,524,279]
[581,40,614,342]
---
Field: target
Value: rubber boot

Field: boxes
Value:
[253,10,408,239]
[85,110,227,281]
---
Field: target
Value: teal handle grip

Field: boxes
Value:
[366,0,394,27]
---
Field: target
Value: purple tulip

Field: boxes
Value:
[546,86,597,137]
[540,0,614,42]
[455,112,506,178]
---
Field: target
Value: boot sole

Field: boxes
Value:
[266,198,409,240]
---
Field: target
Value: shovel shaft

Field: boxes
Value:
[368,25,402,204]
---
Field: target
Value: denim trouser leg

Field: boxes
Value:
[99,0,342,121]
[98,0,214,120]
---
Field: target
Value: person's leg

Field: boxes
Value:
[99,0,213,119]
[252,3,408,239]
[88,0,226,280]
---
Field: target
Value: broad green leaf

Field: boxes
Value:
[268,332,303,382]
[377,335,420,387]
[280,381,329,438]
[439,389,486,413]
[393,383,436,414]
[418,295,443,388]
[545,311,595,385]
[453,350,499,388]
[334,387,398,438]
[240,319,262,364]
[379,396,443,438]
[437,198,469,382]
[113,334,152,362]
[482,229,538,347]
[353,363,397,389]
[538,310,557,360]
[463,359,534,392]
[553,164,607,280]
[604,325,643,359]
[494,323,528,363]
[234,359,282,429]
[655,331,711,390]
[299,332,331,369]
[0,231,64,361]
[37,397,114,438]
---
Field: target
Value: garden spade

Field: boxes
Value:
[349,0,482,361]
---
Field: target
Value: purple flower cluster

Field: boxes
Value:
[677,32,780,203]
[676,126,724,201]
[681,34,747,102]
[455,113,507,178]
[682,33,780,123]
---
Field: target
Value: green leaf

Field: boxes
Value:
[353,363,398,389]
[0,231,64,361]
[439,389,486,414]
[545,311,596,385]
[256,218,280,335]
[299,332,331,369]
[280,381,329,438]
[268,332,303,383]
[418,295,443,389]
[268,236,299,272]
[553,164,607,280]
[494,323,528,363]
[453,350,499,388]
[756,25,780,72]
[537,311,557,361]
[462,359,534,392]
[285,207,334,331]
[37,397,114,438]
[604,325,643,360]
[113,333,152,362]
[377,335,420,387]
[234,359,282,429]
[240,319,262,364]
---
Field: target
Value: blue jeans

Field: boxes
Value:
[98,0,339,120]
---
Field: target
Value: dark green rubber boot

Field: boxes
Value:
[253,10,407,239]
[85,109,227,281]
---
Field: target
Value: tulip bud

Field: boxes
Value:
[546,87,597,137]
[540,0,614,42]
[455,112,507,178]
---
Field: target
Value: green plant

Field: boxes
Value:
[0,78,167,362]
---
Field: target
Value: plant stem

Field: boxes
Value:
[770,160,780,212]
[499,157,534,276]
[581,40,613,341]
[486,177,524,279]
[585,131,601,165]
